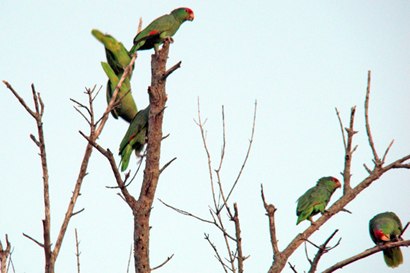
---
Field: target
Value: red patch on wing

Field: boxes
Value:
[149,30,159,36]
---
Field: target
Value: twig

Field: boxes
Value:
[22,233,44,247]
[381,139,394,165]
[151,254,174,271]
[335,108,347,150]
[224,100,257,204]
[163,61,181,80]
[364,70,380,166]
[159,199,214,224]
[126,244,132,273]
[3,80,37,118]
[74,229,81,273]
[341,106,357,193]
[196,98,218,211]
[307,230,339,273]
[159,157,177,175]
[322,240,410,273]
[204,234,229,273]
[288,262,298,273]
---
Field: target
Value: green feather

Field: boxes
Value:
[119,106,150,172]
[101,62,137,123]
[92,29,137,123]
[92,29,132,74]
[129,7,194,54]
[296,176,341,225]
[369,211,404,268]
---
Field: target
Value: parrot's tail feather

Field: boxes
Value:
[383,247,403,268]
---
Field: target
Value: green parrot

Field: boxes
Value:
[119,106,150,172]
[92,29,138,123]
[91,29,132,74]
[369,211,404,268]
[129,7,194,54]
[101,62,137,123]
[296,176,341,225]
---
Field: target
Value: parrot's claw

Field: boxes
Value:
[164,36,174,43]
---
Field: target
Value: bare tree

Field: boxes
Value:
[2,39,137,273]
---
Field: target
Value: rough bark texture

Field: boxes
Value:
[133,42,170,273]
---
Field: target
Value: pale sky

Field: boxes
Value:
[1,1,409,273]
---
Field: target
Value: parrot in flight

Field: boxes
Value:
[296,176,341,225]
[119,106,150,171]
[92,29,138,123]
[129,7,194,54]
[369,211,404,268]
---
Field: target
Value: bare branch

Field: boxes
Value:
[341,106,357,193]
[381,139,394,164]
[204,234,229,273]
[225,101,257,204]
[261,185,280,257]
[159,199,215,225]
[196,98,218,211]
[335,108,347,149]
[3,80,37,118]
[74,229,81,273]
[22,233,44,248]
[233,203,244,273]
[159,157,177,175]
[288,262,298,273]
[126,244,132,273]
[322,240,410,273]
[151,254,174,271]
[307,230,339,273]
[0,234,11,273]
[364,70,381,166]
[163,61,181,80]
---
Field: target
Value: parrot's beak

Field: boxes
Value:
[380,234,390,241]
[188,13,195,21]
[335,180,341,188]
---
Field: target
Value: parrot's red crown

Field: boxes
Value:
[184,8,194,20]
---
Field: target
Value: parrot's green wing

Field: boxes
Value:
[296,177,340,225]
[119,106,150,171]
[369,212,404,268]
[92,29,132,74]
[101,62,137,123]
[129,7,194,54]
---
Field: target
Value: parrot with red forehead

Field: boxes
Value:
[296,176,341,225]
[129,7,194,54]
[369,211,404,268]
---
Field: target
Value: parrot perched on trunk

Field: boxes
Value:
[369,211,404,268]
[129,7,194,54]
[119,106,150,171]
[296,176,341,225]
[92,29,138,123]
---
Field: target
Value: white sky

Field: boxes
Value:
[1,1,409,273]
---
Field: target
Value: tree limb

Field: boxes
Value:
[322,240,410,273]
